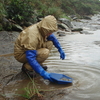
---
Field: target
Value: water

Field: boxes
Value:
[44,29,100,100]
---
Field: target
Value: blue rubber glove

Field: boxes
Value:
[47,34,66,60]
[26,50,53,82]
[58,48,65,60]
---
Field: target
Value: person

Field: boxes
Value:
[14,15,65,82]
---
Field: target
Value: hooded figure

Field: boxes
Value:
[14,15,65,81]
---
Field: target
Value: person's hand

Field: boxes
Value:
[42,71,53,82]
[59,49,66,60]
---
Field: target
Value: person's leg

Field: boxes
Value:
[14,52,35,77]
[22,41,53,71]
[23,48,50,71]
[39,41,53,69]
[36,48,50,63]
[14,41,53,77]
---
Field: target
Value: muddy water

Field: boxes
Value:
[44,30,100,100]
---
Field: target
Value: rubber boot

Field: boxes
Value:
[21,64,36,78]
[42,66,47,71]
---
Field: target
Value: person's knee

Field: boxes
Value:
[37,48,50,57]
[14,53,27,63]
[48,41,53,45]
[37,48,50,63]
[44,48,50,57]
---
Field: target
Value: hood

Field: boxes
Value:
[37,15,58,37]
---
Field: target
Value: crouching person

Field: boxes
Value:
[14,15,65,81]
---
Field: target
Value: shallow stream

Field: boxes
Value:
[45,29,100,100]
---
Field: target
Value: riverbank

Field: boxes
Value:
[0,14,100,100]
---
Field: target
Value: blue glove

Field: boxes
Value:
[47,34,66,60]
[26,50,53,82]
[58,48,65,60]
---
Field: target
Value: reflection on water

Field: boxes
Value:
[44,30,100,100]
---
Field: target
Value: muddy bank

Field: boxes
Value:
[0,31,27,99]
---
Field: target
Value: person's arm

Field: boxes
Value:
[47,34,65,60]
[25,50,53,82]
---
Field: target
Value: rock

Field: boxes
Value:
[71,28,83,32]
[1,18,12,31]
[58,23,66,30]
[0,31,22,89]
[97,19,100,21]
[82,16,91,20]
[58,23,70,31]
[0,23,3,31]
[70,15,78,20]
[58,18,73,29]
[94,41,100,46]
[12,24,23,31]
[57,30,66,36]
[80,31,93,34]
[24,21,33,27]
[57,30,72,36]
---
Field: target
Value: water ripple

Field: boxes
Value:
[44,31,100,100]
